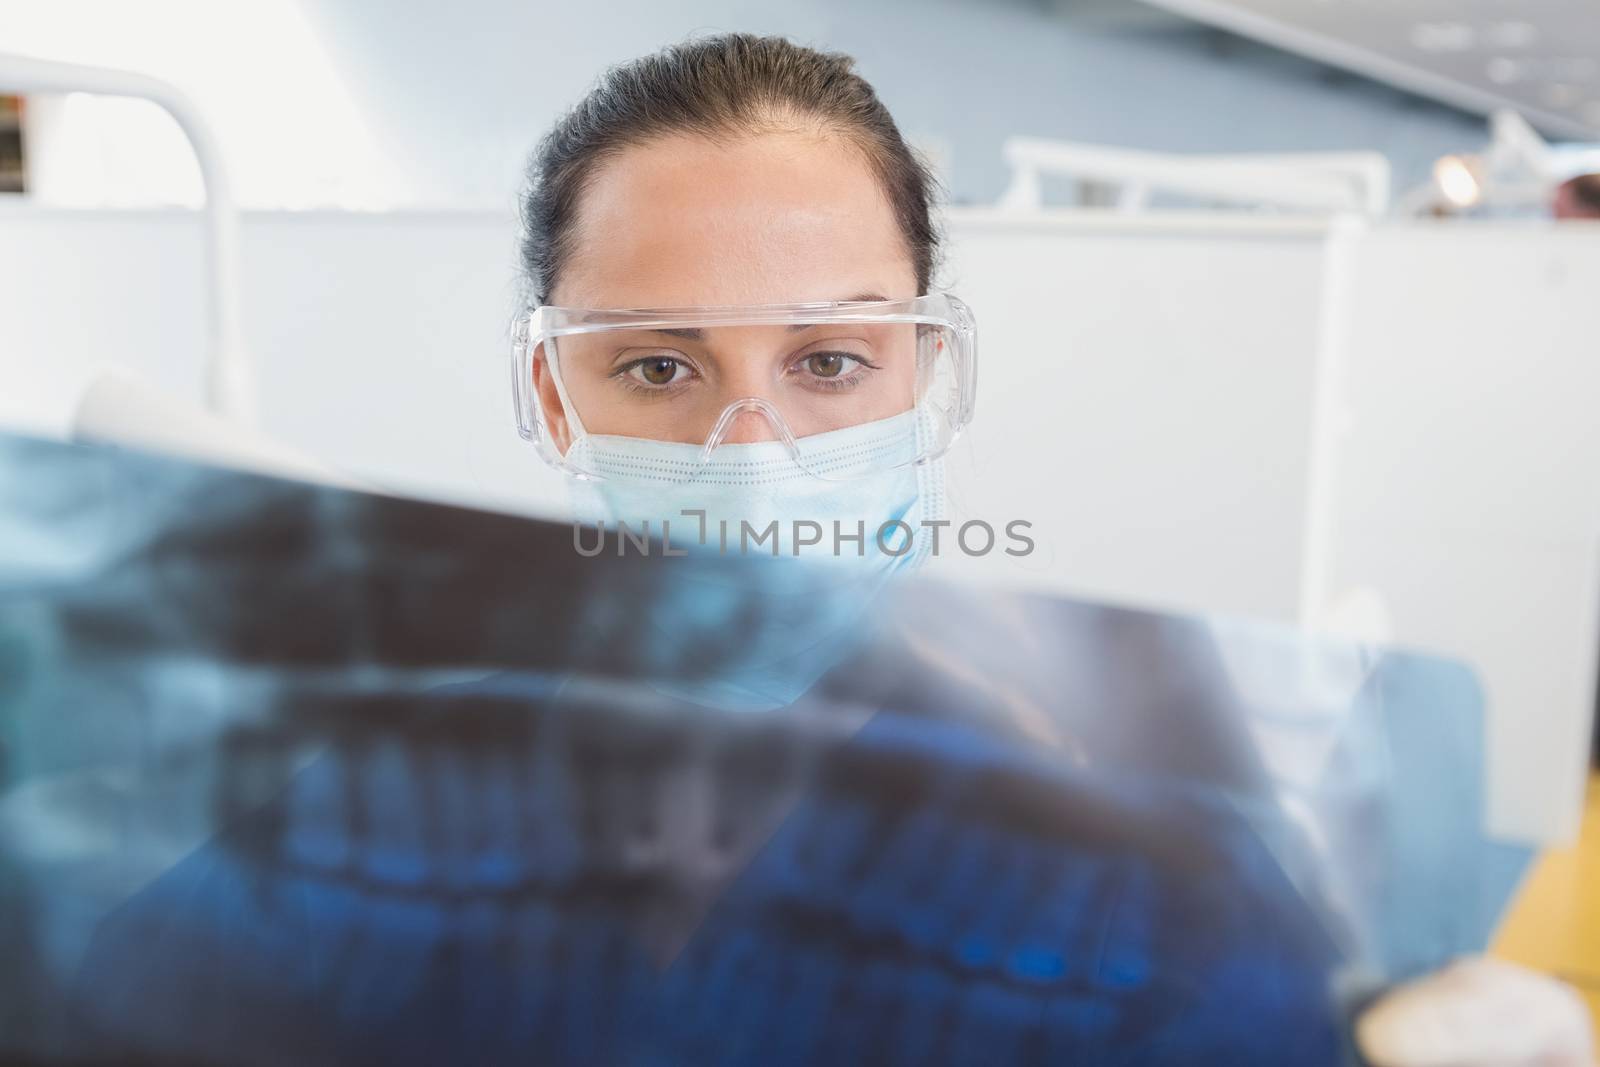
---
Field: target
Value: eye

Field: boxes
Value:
[621,355,691,388]
[802,351,862,380]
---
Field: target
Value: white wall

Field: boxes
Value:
[936,211,1327,621]
[0,207,208,435]
[0,203,564,514]
[1321,222,1600,842]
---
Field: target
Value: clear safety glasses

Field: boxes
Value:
[511,294,977,483]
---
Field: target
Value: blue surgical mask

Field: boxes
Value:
[564,411,946,709]
[566,410,946,570]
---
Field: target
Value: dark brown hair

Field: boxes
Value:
[519,33,940,307]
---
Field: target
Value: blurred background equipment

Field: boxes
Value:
[0,50,255,424]
[1399,108,1600,216]
[0,94,22,193]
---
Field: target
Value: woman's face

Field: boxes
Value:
[534,129,921,451]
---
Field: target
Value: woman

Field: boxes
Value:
[509,32,1592,1067]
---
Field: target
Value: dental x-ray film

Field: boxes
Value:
[0,432,1528,1065]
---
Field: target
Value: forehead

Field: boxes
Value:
[553,129,918,308]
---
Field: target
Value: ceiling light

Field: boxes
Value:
[1411,22,1477,53]
[1434,155,1482,208]
[1486,57,1522,85]
[1483,21,1538,50]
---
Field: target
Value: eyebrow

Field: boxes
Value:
[646,294,892,341]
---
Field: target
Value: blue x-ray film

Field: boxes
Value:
[0,432,1528,1065]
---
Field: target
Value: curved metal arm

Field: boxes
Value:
[0,51,256,424]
